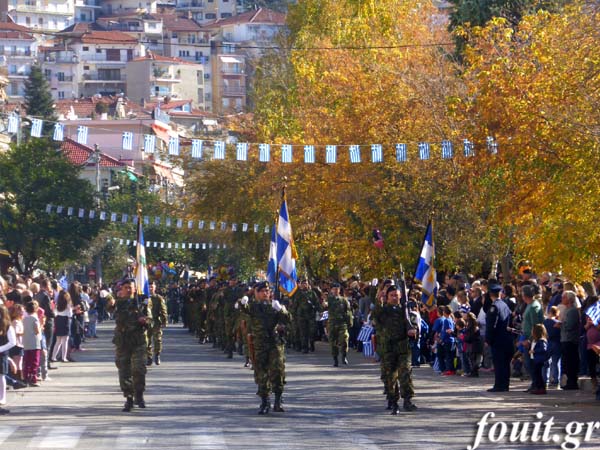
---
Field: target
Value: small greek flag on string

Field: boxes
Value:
[188,220,193,229]
[31,119,43,138]
[191,139,203,158]
[56,206,63,214]
[7,114,18,133]
[67,207,73,216]
[144,134,155,153]
[236,142,248,161]
[242,223,248,232]
[214,141,225,159]
[486,136,498,154]
[463,139,474,157]
[349,145,361,163]
[154,216,161,225]
[396,144,407,162]
[259,143,270,162]
[195,243,199,249]
[121,214,128,223]
[176,218,182,228]
[198,220,205,229]
[372,144,383,163]
[122,132,134,151]
[154,242,158,248]
[133,215,139,225]
[304,145,315,163]
[146,241,151,247]
[160,242,164,248]
[254,224,259,233]
[441,140,453,159]
[219,222,225,231]
[53,123,64,141]
[202,243,207,249]
[100,211,106,220]
[418,142,430,160]
[110,212,117,222]
[209,243,213,249]
[357,325,374,342]
[326,145,337,164]
[165,217,172,227]
[77,126,88,145]
[210,221,215,230]
[89,210,95,219]
[45,204,53,213]
[281,144,292,163]
[78,208,84,218]
[232,223,237,231]
[144,216,149,225]
[168,136,179,155]
[264,225,269,233]
[168,243,172,249]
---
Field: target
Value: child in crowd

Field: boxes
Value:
[87,293,98,339]
[454,318,466,375]
[464,312,483,377]
[511,351,524,378]
[543,306,562,386]
[8,304,24,381]
[530,323,549,395]
[22,300,42,387]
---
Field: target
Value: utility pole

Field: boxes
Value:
[92,144,103,286]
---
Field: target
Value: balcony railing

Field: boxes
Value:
[176,1,204,8]
[82,73,126,82]
[221,86,245,96]
[0,50,33,57]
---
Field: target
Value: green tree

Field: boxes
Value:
[0,139,101,273]
[23,65,57,136]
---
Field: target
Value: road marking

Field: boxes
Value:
[115,427,153,448]
[32,426,86,448]
[0,426,18,445]
[189,427,227,449]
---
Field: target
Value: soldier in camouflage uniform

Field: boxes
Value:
[106,279,153,412]
[240,281,290,415]
[327,283,353,367]
[205,278,219,345]
[195,279,208,343]
[293,279,321,353]
[373,284,418,414]
[223,276,241,359]
[147,281,168,366]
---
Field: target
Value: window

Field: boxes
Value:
[205,13,216,19]
[96,48,102,53]
[58,91,65,99]
[25,17,30,25]
[38,17,43,26]
[221,13,232,18]
[106,49,121,61]
[178,50,190,57]
[57,72,65,81]
[82,46,89,51]
[83,65,90,70]
[148,23,157,29]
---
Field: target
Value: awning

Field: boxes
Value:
[220,56,242,64]
[151,122,177,144]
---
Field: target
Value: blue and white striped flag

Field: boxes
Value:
[177,218,183,228]
[165,217,171,227]
[53,123,64,141]
[220,222,227,231]
[188,220,193,229]
[362,340,374,357]
[320,311,329,321]
[191,139,203,158]
[418,142,430,160]
[110,212,117,222]
[349,145,361,163]
[281,144,292,163]
[304,145,315,163]
[267,221,277,284]
[441,140,453,159]
[56,205,63,214]
[236,142,248,161]
[210,221,215,230]
[586,302,600,326]
[168,136,179,155]
[214,141,225,159]
[414,220,437,307]
[77,125,88,145]
[144,134,155,153]
[463,139,474,157]
[78,208,84,218]
[371,144,383,163]
[242,223,248,232]
[396,143,407,162]
[326,145,337,164]
[135,213,150,298]
[276,194,298,296]
[154,216,161,225]
[30,119,43,137]
[357,325,374,342]
[67,207,73,216]
[7,114,18,133]
[231,223,237,231]
[122,132,134,150]
[259,143,270,162]
[198,220,204,229]
[254,224,259,233]
[486,136,498,154]
[122,214,128,223]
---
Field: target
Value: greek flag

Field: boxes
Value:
[349,145,361,163]
[122,132,134,150]
[122,214,128,223]
[486,136,498,154]
[214,141,225,159]
[198,220,205,229]
[168,136,179,155]
[177,218,183,228]
[242,223,248,232]
[110,212,117,222]
[78,208,84,218]
[191,139,203,158]
[144,134,156,153]
[53,123,64,141]
[220,222,226,231]
[236,142,248,161]
[31,119,43,137]
[320,311,329,321]
[89,210,95,219]
[418,142,430,160]
[100,211,106,220]
[371,144,383,163]
[232,223,237,231]
[414,220,437,307]
[154,216,161,225]
[202,243,206,249]
[441,140,453,159]
[188,220,193,229]
[396,144,407,162]
[276,194,298,295]
[362,340,374,357]
[77,126,88,145]
[210,221,215,230]
[135,216,149,299]
[463,139,474,157]
[264,225,269,233]
[267,222,277,284]
[586,302,600,326]
[304,145,315,163]
[166,217,171,227]
[259,143,270,162]
[56,205,63,214]
[144,216,149,225]
[357,325,374,342]
[254,224,259,233]
[45,204,53,213]
[67,207,73,216]
[7,114,18,133]
[326,145,337,164]
[281,144,292,163]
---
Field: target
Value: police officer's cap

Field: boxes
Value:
[331,282,341,288]
[488,284,502,294]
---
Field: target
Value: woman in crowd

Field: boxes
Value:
[52,291,73,363]
[0,304,16,414]
[22,300,42,387]
[8,304,24,381]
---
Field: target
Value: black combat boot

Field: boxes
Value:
[244,357,250,368]
[333,356,339,367]
[237,342,244,355]
[390,402,401,415]
[154,354,161,365]
[386,399,393,410]
[146,357,153,366]
[342,353,349,365]
[226,351,233,359]
[403,398,417,412]
[273,393,285,412]
[122,396,134,412]
[258,396,270,415]
[309,342,315,352]
[135,392,146,408]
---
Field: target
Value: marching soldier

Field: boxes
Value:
[293,278,321,353]
[327,283,353,367]
[106,279,153,412]
[223,276,242,359]
[147,281,168,366]
[195,279,208,343]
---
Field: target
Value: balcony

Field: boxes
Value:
[81,55,129,64]
[176,1,204,9]
[221,86,245,96]
[15,4,73,15]
[75,0,102,7]
[82,73,126,83]
[44,54,78,64]
[0,49,33,58]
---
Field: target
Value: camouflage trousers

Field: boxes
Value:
[147,325,163,358]
[383,339,414,401]
[224,316,236,353]
[297,318,315,352]
[253,343,285,397]
[329,324,349,357]
[115,343,147,397]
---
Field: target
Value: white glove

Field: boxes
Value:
[240,296,249,306]
[234,302,239,310]
[272,300,282,312]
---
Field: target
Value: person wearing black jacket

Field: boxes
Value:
[34,279,56,370]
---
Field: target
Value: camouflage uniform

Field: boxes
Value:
[195,286,208,342]
[327,294,353,359]
[108,295,152,399]
[205,284,219,344]
[147,293,168,359]
[223,283,242,357]
[293,288,321,353]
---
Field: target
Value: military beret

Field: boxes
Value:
[255,281,270,291]
[386,285,398,296]
[331,282,341,288]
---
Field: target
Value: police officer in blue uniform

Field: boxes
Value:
[485,284,514,392]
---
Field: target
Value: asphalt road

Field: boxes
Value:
[1,323,599,450]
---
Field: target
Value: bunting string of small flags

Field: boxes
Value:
[44,204,271,234]
[1,113,499,163]
[108,237,229,250]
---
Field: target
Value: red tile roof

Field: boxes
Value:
[80,31,139,44]
[149,13,201,32]
[62,138,127,168]
[202,8,286,28]
[54,97,153,120]
[145,99,192,110]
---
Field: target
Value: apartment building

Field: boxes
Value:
[0,20,36,98]
[7,0,74,32]
[74,0,102,23]
[100,0,158,15]
[96,12,164,55]
[174,0,235,24]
